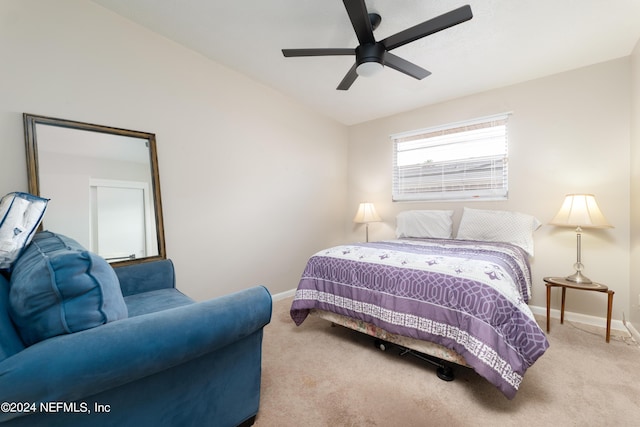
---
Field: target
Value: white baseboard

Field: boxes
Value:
[626,321,640,343]
[529,304,628,334]
[271,288,296,302]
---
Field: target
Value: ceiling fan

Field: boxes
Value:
[282,0,473,90]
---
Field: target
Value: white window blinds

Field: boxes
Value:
[392,113,510,202]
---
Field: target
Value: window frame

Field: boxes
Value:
[391,113,511,202]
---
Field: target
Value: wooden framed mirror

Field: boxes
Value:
[23,113,166,266]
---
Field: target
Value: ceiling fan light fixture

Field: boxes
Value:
[355,43,385,77]
[356,61,384,77]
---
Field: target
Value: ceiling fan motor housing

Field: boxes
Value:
[356,42,386,67]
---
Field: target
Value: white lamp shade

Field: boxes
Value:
[353,202,381,223]
[550,194,613,228]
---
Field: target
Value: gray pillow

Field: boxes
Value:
[0,192,48,270]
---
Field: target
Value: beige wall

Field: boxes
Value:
[1,0,637,326]
[0,0,348,300]
[347,58,632,322]
[630,39,640,326]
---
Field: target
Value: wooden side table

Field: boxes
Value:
[544,277,614,343]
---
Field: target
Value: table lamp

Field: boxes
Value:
[549,194,612,284]
[353,202,381,242]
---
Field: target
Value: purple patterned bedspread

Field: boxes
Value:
[290,238,549,399]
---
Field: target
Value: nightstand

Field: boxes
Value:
[544,277,614,343]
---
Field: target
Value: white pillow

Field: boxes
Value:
[396,210,454,239]
[456,207,541,256]
[0,192,49,270]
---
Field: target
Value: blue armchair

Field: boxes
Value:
[0,255,272,427]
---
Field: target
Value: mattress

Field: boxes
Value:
[310,308,469,367]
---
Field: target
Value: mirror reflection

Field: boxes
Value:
[23,114,166,266]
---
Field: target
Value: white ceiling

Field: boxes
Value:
[91,0,640,126]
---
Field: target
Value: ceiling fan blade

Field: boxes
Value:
[384,52,431,80]
[343,0,375,45]
[282,48,355,57]
[381,5,473,51]
[337,63,358,90]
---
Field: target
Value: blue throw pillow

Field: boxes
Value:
[8,231,128,346]
[0,192,49,271]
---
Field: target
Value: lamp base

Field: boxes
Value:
[565,271,595,285]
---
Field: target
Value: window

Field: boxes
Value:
[391,113,510,202]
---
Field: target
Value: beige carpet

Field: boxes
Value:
[255,297,640,427]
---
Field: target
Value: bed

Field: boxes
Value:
[290,208,549,399]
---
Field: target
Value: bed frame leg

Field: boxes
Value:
[436,365,455,382]
[402,348,455,382]
[375,339,455,382]
[399,348,455,381]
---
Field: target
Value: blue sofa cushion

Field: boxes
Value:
[124,288,194,317]
[0,273,25,361]
[8,231,128,346]
[114,258,177,297]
